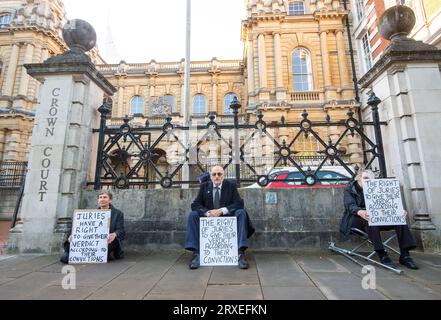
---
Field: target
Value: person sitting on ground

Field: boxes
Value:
[60,190,125,264]
[185,165,251,270]
[340,169,418,269]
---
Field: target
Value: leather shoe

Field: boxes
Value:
[60,252,69,264]
[380,255,397,269]
[238,253,249,269]
[189,253,200,269]
[399,256,419,270]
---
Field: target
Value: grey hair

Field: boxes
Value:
[355,168,375,181]
[97,190,113,200]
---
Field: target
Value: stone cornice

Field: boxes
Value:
[25,61,117,96]
[313,9,349,20]
[359,40,441,88]
[7,25,67,50]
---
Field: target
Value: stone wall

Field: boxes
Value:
[81,187,347,251]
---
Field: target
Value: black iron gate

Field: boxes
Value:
[90,93,387,189]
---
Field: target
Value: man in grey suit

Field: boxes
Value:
[185,165,250,270]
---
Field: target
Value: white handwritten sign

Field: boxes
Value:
[363,179,406,226]
[69,209,111,264]
[200,217,238,266]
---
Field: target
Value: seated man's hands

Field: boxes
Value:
[108,232,117,244]
[207,209,223,217]
[68,235,72,242]
[357,210,369,221]
[403,210,408,219]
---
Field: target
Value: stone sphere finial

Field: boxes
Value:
[378,5,416,41]
[62,19,97,52]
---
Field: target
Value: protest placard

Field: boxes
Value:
[69,209,111,264]
[363,179,406,226]
[200,216,238,266]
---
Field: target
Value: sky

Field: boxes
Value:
[62,0,247,64]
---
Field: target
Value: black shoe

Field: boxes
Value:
[189,253,200,269]
[60,252,69,264]
[380,255,397,269]
[108,251,116,261]
[399,256,419,270]
[238,253,249,269]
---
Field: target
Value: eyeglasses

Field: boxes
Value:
[211,172,223,177]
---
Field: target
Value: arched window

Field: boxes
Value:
[292,48,313,92]
[159,95,175,113]
[0,15,11,28]
[223,93,237,114]
[193,94,206,114]
[130,95,144,115]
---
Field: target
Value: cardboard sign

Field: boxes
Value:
[363,179,406,226]
[69,209,111,264]
[200,216,238,266]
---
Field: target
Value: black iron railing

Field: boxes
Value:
[0,161,27,189]
[90,94,387,189]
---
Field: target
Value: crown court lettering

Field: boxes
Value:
[39,87,60,202]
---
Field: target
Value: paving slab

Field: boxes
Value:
[375,278,441,300]
[87,274,163,300]
[144,254,212,300]
[0,272,63,299]
[306,272,388,300]
[255,253,314,287]
[203,285,263,300]
[123,251,182,275]
[73,261,136,287]
[32,285,97,300]
[262,286,326,300]
[296,256,350,273]
[209,254,258,285]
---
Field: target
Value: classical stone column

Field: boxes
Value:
[8,19,116,253]
[180,77,185,115]
[211,78,218,113]
[4,130,21,161]
[1,44,20,98]
[18,44,35,98]
[30,47,49,108]
[359,5,441,251]
[117,86,125,117]
[247,38,255,100]
[273,33,286,101]
[319,31,332,88]
[0,129,5,160]
[336,30,349,88]
[257,33,269,100]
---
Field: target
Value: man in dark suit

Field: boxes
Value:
[340,169,418,269]
[60,190,125,263]
[185,165,250,270]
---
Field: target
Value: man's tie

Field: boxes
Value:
[214,187,220,209]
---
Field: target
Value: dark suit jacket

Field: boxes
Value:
[192,179,244,214]
[109,204,125,241]
[192,179,255,238]
[340,181,365,239]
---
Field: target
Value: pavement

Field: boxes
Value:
[0,249,440,300]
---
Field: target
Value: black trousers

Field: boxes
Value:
[63,239,124,260]
[351,216,416,252]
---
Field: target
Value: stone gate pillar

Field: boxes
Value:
[8,20,116,253]
[359,6,441,251]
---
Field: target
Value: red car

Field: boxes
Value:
[265,170,351,188]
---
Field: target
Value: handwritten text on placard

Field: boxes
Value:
[69,210,111,264]
[200,217,238,266]
[363,179,406,226]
